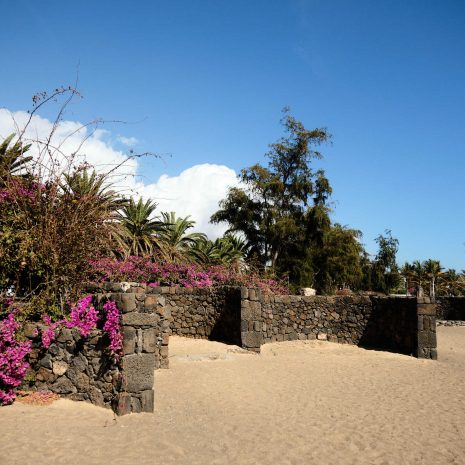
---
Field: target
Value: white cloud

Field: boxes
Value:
[0,109,238,239]
[117,136,138,147]
[0,109,138,180]
[139,164,240,238]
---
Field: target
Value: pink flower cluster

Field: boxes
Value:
[0,312,32,405]
[41,315,61,349]
[0,296,123,406]
[40,296,121,359]
[102,301,123,358]
[40,297,100,348]
[89,257,288,295]
[65,295,99,337]
[0,180,41,205]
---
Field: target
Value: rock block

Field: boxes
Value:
[57,328,73,343]
[144,295,157,310]
[51,376,77,394]
[122,354,155,392]
[52,361,68,376]
[120,293,137,313]
[123,326,136,355]
[116,392,132,416]
[143,328,157,353]
[131,396,141,413]
[88,385,105,407]
[122,313,159,327]
[417,302,436,316]
[241,301,262,321]
[241,331,262,349]
[141,389,154,412]
[418,330,437,348]
[240,287,249,299]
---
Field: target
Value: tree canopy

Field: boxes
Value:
[211,109,335,290]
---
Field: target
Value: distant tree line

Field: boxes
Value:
[209,110,464,296]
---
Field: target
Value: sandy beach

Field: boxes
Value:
[1,326,465,465]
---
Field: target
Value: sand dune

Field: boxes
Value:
[1,327,465,465]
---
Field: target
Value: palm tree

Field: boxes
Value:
[62,169,128,209]
[189,237,218,264]
[401,262,415,295]
[423,259,443,299]
[188,234,249,267]
[62,169,128,255]
[212,235,248,269]
[118,198,164,256]
[442,269,465,296]
[157,212,206,262]
[0,134,33,182]
[412,260,426,297]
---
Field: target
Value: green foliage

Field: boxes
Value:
[0,136,129,318]
[211,109,333,290]
[371,230,401,294]
[401,259,464,297]
[189,234,249,267]
[0,133,33,180]
[157,212,206,262]
[118,197,164,256]
[440,269,465,296]
[323,224,365,292]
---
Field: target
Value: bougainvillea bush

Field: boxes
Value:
[39,295,122,357]
[0,295,122,405]
[0,171,124,319]
[89,257,288,295]
[0,311,32,405]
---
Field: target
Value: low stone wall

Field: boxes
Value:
[23,325,120,409]
[18,285,438,416]
[22,285,171,415]
[169,287,241,345]
[434,297,465,321]
[437,320,465,326]
[258,294,373,345]
[239,290,437,359]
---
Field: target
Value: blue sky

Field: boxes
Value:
[1,0,464,269]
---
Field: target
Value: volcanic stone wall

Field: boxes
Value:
[434,297,465,321]
[259,294,373,345]
[239,290,437,359]
[93,284,171,414]
[168,286,242,345]
[20,285,437,416]
[22,284,172,415]
[23,324,120,409]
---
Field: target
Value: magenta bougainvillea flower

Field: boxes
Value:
[102,301,123,358]
[88,257,288,294]
[0,312,32,405]
[39,296,122,358]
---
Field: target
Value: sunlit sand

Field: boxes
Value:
[1,327,464,465]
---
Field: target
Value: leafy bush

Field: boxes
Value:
[0,88,130,318]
